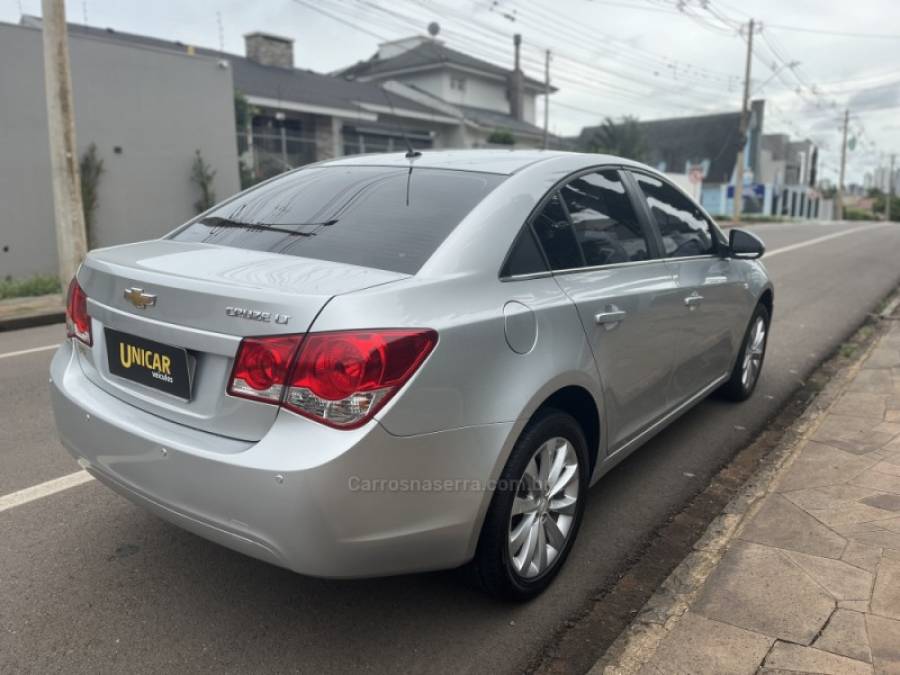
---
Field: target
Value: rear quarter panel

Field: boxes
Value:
[310,273,602,438]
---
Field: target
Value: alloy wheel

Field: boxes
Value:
[507,436,580,579]
[741,316,766,390]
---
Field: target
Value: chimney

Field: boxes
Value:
[507,33,525,121]
[244,32,294,68]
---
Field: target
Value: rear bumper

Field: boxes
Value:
[50,340,513,578]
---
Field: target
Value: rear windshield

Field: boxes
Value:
[170,166,505,274]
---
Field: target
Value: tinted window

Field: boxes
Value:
[561,170,650,266]
[501,227,547,277]
[531,193,582,270]
[170,167,505,274]
[631,173,714,258]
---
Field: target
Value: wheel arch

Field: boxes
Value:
[759,286,774,318]
[532,385,601,476]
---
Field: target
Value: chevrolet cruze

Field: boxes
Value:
[51,150,772,600]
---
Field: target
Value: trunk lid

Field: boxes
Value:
[76,240,408,441]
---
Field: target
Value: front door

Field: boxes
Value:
[628,171,744,404]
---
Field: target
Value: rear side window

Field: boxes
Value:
[170,167,505,274]
[561,170,650,266]
[501,227,548,277]
[531,193,583,270]
[631,173,714,258]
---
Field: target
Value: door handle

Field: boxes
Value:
[684,293,704,308]
[595,309,627,325]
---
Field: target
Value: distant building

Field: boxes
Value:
[33,20,467,184]
[575,101,828,219]
[575,101,766,216]
[866,166,899,193]
[758,134,822,218]
[338,35,554,148]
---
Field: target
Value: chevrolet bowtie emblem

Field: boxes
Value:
[123,287,157,310]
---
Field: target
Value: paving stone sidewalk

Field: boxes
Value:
[602,320,900,675]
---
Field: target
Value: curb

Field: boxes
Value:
[0,293,65,332]
[589,316,885,675]
[0,310,66,333]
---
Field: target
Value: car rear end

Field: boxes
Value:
[50,162,513,577]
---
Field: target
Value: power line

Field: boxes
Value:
[765,23,900,41]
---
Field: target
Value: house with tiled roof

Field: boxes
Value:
[338,35,556,148]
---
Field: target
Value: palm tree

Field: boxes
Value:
[585,116,648,162]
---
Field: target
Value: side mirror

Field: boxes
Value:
[728,228,765,259]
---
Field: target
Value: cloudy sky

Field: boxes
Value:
[4,0,899,184]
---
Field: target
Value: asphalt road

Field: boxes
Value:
[2,220,900,674]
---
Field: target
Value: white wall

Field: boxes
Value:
[0,23,240,280]
[442,70,509,113]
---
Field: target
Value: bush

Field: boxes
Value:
[487,129,515,145]
[0,274,61,300]
[843,207,873,221]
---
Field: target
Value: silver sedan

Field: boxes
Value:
[50,150,772,600]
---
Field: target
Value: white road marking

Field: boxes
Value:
[0,470,94,513]
[765,223,897,258]
[0,343,59,360]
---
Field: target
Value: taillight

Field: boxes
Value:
[65,278,92,346]
[227,329,437,429]
[227,336,300,403]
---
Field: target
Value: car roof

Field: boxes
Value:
[318,149,641,176]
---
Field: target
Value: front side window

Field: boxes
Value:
[631,173,714,258]
[170,167,505,275]
[560,170,650,266]
[531,193,583,270]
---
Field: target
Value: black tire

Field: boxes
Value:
[470,408,589,601]
[719,303,770,402]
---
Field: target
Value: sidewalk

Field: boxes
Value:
[596,319,900,675]
[0,293,64,331]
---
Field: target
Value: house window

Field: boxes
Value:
[450,75,467,92]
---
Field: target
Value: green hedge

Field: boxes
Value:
[0,274,62,300]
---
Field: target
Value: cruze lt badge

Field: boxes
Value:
[226,306,291,325]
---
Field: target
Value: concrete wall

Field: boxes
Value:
[0,22,240,280]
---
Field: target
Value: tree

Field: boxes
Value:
[79,143,104,249]
[191,150,217,213]
[585,116,648,162]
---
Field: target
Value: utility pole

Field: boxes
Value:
[542,49,551,150]
[837,108,849,221]
[732,18,754,223]
[42,0,87,284]
[888,153,896,222]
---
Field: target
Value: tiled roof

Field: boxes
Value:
[19,16,441,120]
[577,101,765,184]
[340,39,549,91]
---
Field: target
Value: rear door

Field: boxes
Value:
[534,168,681,452]
[628,171,746,405]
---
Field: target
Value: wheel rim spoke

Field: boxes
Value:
[543,515,566,550]
[509,512,535,552]
[550,493,578,515]
[512,493,539,517]
[519,519,540,572]
[546,440,568,491]
[548,463,578,499]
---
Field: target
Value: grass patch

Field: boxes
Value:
[0,274,61,300]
